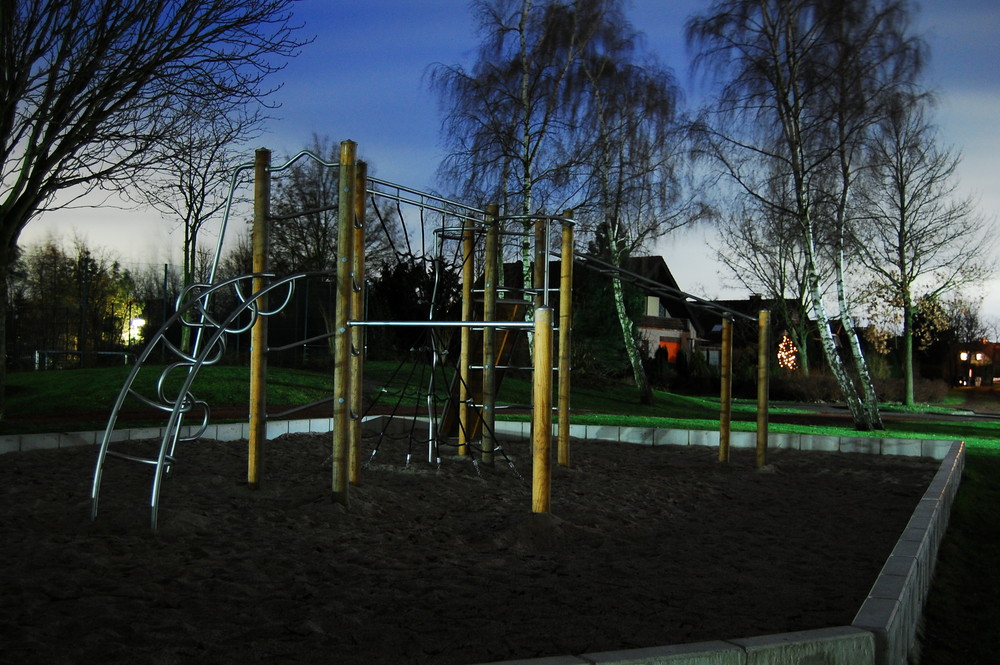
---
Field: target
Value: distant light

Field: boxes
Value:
[959,351,969,361]
[975,352,984,362]
[130,317,146,330]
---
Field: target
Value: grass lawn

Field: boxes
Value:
[1,364,997,660]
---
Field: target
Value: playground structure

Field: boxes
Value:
[90,139,772,529]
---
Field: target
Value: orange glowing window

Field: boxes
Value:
[659,340,680,362]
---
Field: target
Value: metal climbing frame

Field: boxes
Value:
[329,141,578,511]
[89,271,300,529]
[90,146,343,529]
[90,139,577,527]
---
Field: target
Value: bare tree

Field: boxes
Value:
[573,20,692,404]
[687,0,923,430]
[429,0,615,273]
[139,104,262,351]
[0,0,306,415]
[854,94,994,404]
[717,188,825,375]
[269,136,403,349]
[270,136,400,275]
[813,0,923,424]
[140,105,260,292]
[432,0,696,399]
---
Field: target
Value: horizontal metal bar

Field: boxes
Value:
[496,213,575,227]
[469,365,535,371]
[367,176,487,217]
[349,320,538,329]
[268,331,334,353]
[269,396,335,420]
[469,404,531,410]
[106,451,176,467]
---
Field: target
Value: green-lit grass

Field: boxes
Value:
[2,365,336,434]
[918,449,1000,664]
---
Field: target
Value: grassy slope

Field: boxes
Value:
[918,449,1000,664]
[2,365,335,433]
[2,365,996,657]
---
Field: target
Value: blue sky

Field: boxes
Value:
[26,0,1000,320]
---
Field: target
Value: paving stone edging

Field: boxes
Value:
[0,418,965,665]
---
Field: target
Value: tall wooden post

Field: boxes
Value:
[349,161,367,484]
[332,140,357,505]
[532,306,554,513]
[756,309,770,468]
[557,212,573,467]
[248,148,270,489]
[719,316,733,463]
[481,204,499,465]
[458,216,475,456]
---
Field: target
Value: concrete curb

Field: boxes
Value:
[851,440,964,665]
[1,418,965,665]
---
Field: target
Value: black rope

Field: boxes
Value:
[369,191,401,259]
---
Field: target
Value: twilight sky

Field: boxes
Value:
[24,0,1000,321]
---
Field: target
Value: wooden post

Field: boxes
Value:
[557,212,573,467]
[719,316,733,463]
[481,204,499,465]
[248,147,270,489]
[530,216,545,450]
[458,216,474,457]
[756,309,770,468]
[332,140,357,505]
[532,306,554,513]
[349,161,367,484]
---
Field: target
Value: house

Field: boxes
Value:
[501,254,706,363]
[952,339,998,386]
[620,256,703,363]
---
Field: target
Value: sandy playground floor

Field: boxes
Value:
[0,432,938,664]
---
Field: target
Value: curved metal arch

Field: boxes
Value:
[90,270,315,528]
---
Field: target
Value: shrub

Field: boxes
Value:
[770,371,842,402]
[770,370,950,405]
[872,377,950,404]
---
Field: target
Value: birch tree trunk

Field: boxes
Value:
[606,210,653,404]
[835,246,884,429]
[799,204,868,426]
[610,271,652,404]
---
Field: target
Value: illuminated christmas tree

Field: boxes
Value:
[777,334,798,371]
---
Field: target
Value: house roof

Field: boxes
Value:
[499,254,757,333]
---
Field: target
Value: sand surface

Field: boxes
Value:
[0,432,937,665]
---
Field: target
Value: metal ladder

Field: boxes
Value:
[89,272,298,529]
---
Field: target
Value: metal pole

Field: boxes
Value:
[248,147,270,490]
[458,216,474,457]
[332,140,357,505]
[349,161,367,485]
[719,316,733,463]
[533,218,546,309]
[557,212,573,467]
[756,309,770,468]
[532,307,554,513]
[161,263,168,363]
[481,204,499,465]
